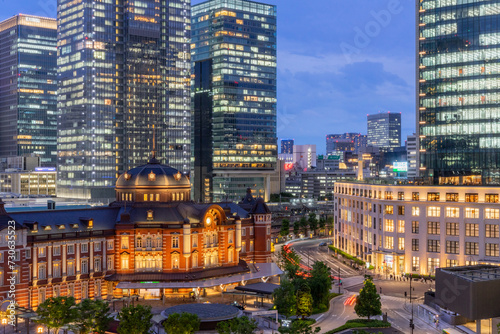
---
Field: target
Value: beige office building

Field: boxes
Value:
[334,182,500,276]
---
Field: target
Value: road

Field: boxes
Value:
[286,239,442,334]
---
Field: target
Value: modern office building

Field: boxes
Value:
[335,182,500,276]
[418,1,500,185]
[326,133,367,155]
[281,139,294,154]
[0,15,57,167]
[57,0,191,199]
[192,0,277,203]
[407,134,418,179]
[0,168,56,196]
[367,112,401,148]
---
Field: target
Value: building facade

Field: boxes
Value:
[281,139,294,154]
[0,15,57,167]
[326,133,367,155]
[0,168,56,196]
[292,145,316,170]
[407,134,418,179]
[1,157,274,309]
[367,113,401,149]
[191,0,277,203]
[57,0,191,199]
[417,1,500,185]
[335,182,500,277]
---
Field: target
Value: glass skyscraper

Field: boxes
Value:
[367,112,401,148]
[0,15,57,167]
[418,1,500,185]
[57,0,191,199]
[191,0,277,203]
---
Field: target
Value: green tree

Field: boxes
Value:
[296,284,313,319]
[308,213,318,235]
[280,219,290,238]
[299,217,308,236]
[308,261,332,308]
[293,221,300,236]
[326,217,334,235]
[163,312,200,334]
[216,316,257,334]
[71,299,112,334]
[273,278,296,318]
[117,305,153,334]
[35,296,77,334]
[354,278,382,320]
[318,217,326,235]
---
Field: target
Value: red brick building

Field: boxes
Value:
[1,157,278,309]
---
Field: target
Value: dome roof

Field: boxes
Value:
[116,157,190,189]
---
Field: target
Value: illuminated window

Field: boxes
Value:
[412,192,420,201]
[412,257,420,272]
[465,208,479,219]
[446,223,459,236]
[412,221,419,234]
[384,236,394,249]
[485,194,499,203]
[385,205,394,214]
[398,220,405,233]
[486,243,499,257]
[445,207,460,218]
[446,193,459,202]
[485,208,500,219]
[384,219,394,232]
[143,194,148,201]
[172,253,179,269]
[121,236,129,249]
[147,210,154,221]
[465,193,478,202]
[446,241,459,254]
[427,192,440,201]
[427,207,441,217]
[398,238,404,251]
[412,207,420,216]
[121,254,129,269]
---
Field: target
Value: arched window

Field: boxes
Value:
[172,253,179,269]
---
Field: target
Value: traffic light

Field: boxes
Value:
[409,319,415,329]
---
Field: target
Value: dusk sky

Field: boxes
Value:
[1,0,415,155]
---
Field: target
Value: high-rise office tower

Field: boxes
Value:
[326,133,367,155]
[192,0,277,203]
[418,1,500,185]
[0,15,57,167]
[281,139,294,154]
[367,112,401,148]
[57,0,191,199]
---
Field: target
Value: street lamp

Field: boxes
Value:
[37,326,44,334]
[1,318,7,334]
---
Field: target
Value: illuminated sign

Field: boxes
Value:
[284,163,293,171]
[393,162,408,172]
[35,167,56,172]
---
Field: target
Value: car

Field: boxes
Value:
[230,301,245,310]
[319,242,327,246]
